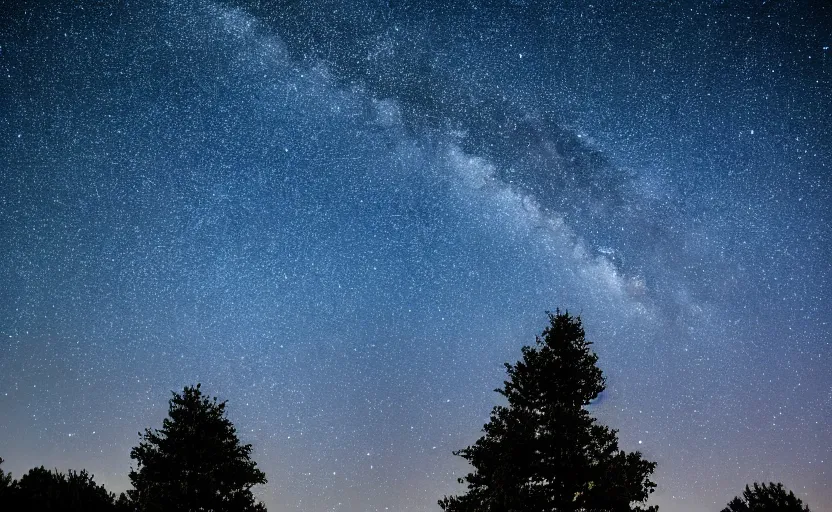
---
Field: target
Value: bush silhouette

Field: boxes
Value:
[722,482,810,512]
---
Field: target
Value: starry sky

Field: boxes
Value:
[1,0,830,510]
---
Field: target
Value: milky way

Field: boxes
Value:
[1,1,830,511]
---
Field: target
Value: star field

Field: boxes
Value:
[0,1,830,511]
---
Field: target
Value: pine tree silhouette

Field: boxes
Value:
[128,384,267,512]
[440,311,658,512]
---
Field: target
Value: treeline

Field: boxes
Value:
[0,384,265,512]
[0,312,814,512]
[0,462,130,512]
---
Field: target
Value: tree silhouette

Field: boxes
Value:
[0,457,14,504]
[440,311,658,512]
[722,482,810,512]
[0,460,126,512]
[127,384,267,512]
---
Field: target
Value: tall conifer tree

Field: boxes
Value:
[128,384,267,512]
[440,311,657,512]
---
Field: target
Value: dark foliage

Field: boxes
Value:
[0,457,14,500]
[0,457,128,512]
[127,383,267,512]
[440,311,658,512]
[722,482,810,512]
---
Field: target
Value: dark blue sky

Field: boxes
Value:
[1,1,830,510]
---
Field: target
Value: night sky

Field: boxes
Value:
[1,0,830,511]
